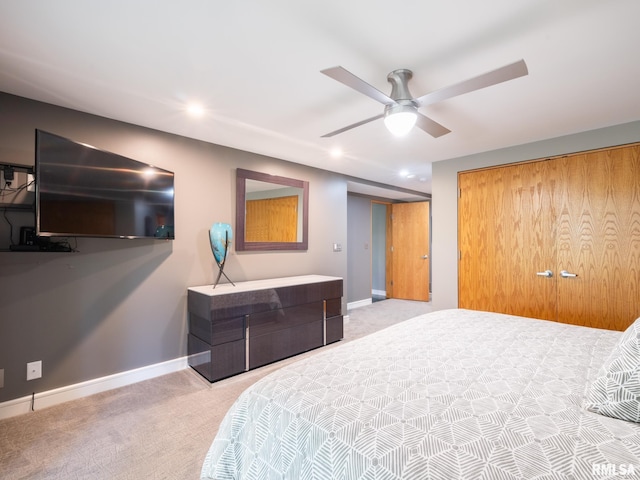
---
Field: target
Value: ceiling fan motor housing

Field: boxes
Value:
[387,69,415,101]
[385,69,418,118]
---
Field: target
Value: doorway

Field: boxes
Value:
[372,200,431,302]
[346,191,431,308]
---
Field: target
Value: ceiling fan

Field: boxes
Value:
[321,59,528,138]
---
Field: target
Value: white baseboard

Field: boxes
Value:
[348,298,372,310]
[372,289,386,297]
[0,356,188,420]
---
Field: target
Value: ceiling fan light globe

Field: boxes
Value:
[384,111,417,136]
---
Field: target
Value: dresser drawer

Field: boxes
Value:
[187,334,245,382]
[189,313,244,345]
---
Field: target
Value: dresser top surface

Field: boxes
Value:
[189,275,342,297]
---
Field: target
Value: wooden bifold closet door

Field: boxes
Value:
[458,143,640,331]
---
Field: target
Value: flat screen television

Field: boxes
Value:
[35,130,175,239]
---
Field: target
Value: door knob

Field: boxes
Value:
[536,270,553,277]
[560,270,578,278]
[421,255,429,259]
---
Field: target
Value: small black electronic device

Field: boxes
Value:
[20,226,36,245]
[9,244,40,251]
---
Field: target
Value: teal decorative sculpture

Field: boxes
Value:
[209,222,235,288]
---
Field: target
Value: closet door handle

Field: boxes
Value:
[560,270,578,278]
[421,255,429,259]
[536,270,553,277]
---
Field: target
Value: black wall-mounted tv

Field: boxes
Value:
[35,130,175,239]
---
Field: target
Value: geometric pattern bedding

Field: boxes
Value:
[201,309,640,479]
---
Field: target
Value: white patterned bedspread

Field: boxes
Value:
[201,309,640,479]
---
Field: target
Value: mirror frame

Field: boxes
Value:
[235,168,309,251]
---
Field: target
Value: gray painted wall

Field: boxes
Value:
[0,93,348,402]
[431,120,640,311]
[371,203,386,295]
[346,194,371,304]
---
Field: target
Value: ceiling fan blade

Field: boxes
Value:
[415,113,451,138]
[321,66,395,105]
[415,59,528,107]
[321,113,385,138]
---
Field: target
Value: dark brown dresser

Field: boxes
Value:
[187,275,343,382]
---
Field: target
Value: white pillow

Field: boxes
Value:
[586,317,640,423]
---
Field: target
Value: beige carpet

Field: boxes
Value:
[0,299,432,479]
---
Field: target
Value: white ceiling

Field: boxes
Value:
[1,0,639,197]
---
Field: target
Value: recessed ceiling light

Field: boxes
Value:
[186,103,205,117]
[329,147,343,158]
[406,174,416,179]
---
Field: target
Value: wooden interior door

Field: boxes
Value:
[458,162,557,319]
[458,168,499,311]
[505,160,559,320]
[556,145,640,330]
[387,201,430,301]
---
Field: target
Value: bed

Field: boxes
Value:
[201,309,640,479]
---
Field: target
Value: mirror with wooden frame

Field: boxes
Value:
[235,168,309,251]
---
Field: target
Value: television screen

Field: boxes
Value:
[36,130,175,239]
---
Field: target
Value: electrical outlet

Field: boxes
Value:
[27,361,42,381]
